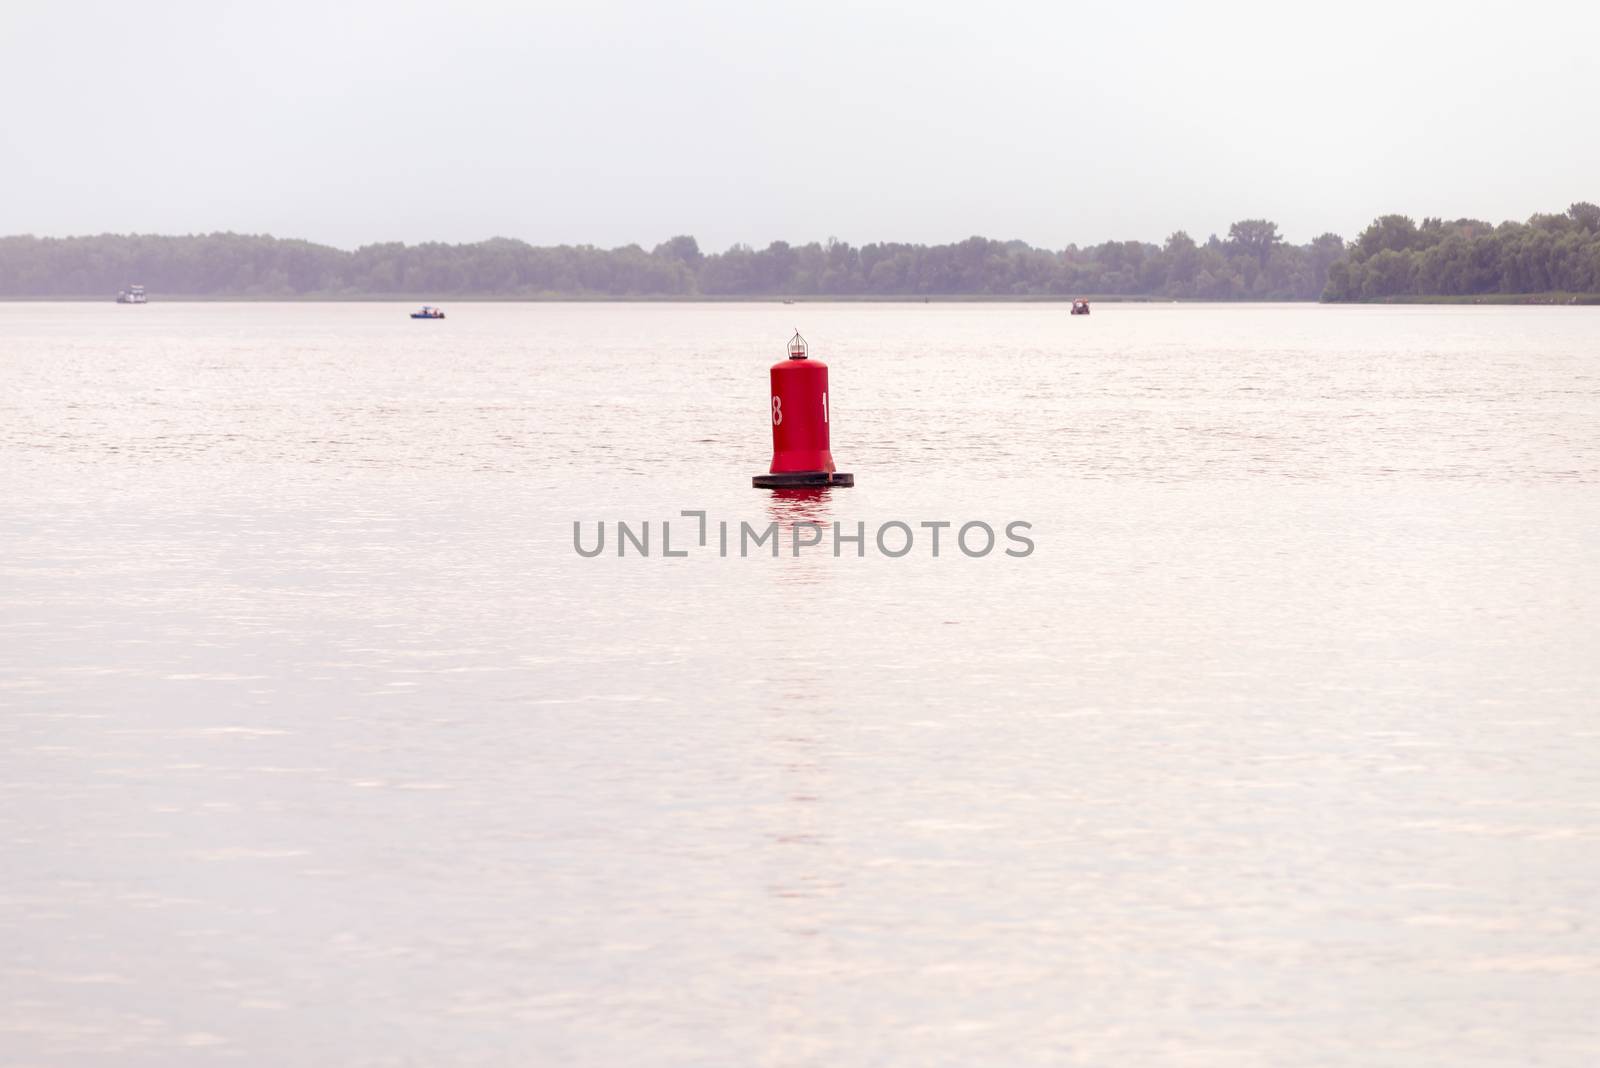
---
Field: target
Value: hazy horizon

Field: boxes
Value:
[3,0,1596,252]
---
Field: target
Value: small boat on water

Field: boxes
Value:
[1071,299,1090,315]
[410,305,445,319]
[116,285,147,304]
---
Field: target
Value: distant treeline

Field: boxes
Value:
[1324,203,1600,301]
[2,205,1594,301]
[0,222,1342,301]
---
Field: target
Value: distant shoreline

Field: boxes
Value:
[8,209,1597,303]
[0,228,1340,302]
[4,293,1597,305]
[3,293,1226,304]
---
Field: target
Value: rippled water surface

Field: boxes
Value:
[3,302,1598,1066]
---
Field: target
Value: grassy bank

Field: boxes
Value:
[1322,292,1600,306]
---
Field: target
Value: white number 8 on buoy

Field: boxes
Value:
[771,396,783,426]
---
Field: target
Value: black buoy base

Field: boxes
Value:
[752,470,855,489]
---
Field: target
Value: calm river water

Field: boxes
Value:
[2,302,1598,1066]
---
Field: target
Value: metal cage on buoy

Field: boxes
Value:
[788,330,808,360]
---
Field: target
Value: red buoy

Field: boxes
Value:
[752,331,854,489]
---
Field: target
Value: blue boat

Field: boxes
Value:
[410,305,445,319]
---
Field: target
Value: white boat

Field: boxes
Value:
[116,285,147,304]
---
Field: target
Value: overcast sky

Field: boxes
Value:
[2,0,1596,251]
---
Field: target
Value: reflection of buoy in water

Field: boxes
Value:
[753,331,854,489]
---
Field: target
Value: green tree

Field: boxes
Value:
[652,235,703,267]
[1353,215,1423,258]
[1227,219,1281,270]
[1568,202,1600,234]
[1361,249,1417,297]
